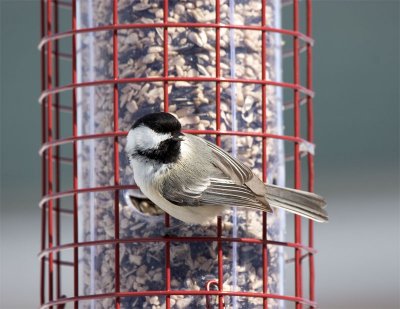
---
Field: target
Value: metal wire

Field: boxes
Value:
[41,290,317,309]
[306,1,316,307]
[39,0,317,308]
[293,1,303,308]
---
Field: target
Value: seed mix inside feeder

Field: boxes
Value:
[76,0,285,308]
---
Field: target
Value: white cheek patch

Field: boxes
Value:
[126,126,171,153]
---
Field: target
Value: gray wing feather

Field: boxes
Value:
[164,175,268,210]
[162,134,269,212]
[162,180,208,204]
[161,134,327,221]
[201,138,268,200]
[265,184,328,222]
[202,139,253,184]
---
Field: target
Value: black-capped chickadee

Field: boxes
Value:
[126,112,328,224]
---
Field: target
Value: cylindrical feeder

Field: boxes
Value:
[39,0,317,308]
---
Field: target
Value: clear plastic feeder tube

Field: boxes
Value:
[75,0,286,308]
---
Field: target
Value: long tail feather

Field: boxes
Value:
[265,184,328,222]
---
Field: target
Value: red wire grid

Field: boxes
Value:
[40,0,317,308]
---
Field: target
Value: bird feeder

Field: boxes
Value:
[39,0,317,308]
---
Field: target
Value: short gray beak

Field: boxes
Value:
[171,133,184,142]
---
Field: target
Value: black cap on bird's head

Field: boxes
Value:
[131,112,182,135]
[127,112,184,164]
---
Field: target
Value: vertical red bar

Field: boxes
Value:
[163,0,169,112]
[71,1,79,308]
[306,0,315,306]
[53,0,62,299]
[40,0,47,305]
[261,0,269,308]
[46,0,54,306]
[293,1,303,309]
[215,1,224,308]
[165,211,171,309]
[261,0,268,183]
[163,1,171,308]
[215,0,221,147]
[112,0,121,307]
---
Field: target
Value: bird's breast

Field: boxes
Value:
[130,158,170,191]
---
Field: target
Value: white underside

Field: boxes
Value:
[147,191,225,224]
[131,158,225,224]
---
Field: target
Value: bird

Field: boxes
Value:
[125,112,328,225]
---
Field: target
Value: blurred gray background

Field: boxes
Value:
[1,0,399,308]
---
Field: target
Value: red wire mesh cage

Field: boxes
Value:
[39,0,318,308]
